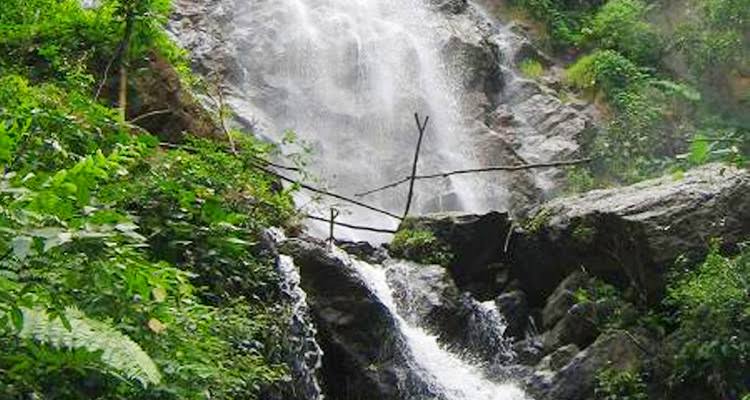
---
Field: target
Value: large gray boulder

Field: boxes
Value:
[527,331,649,400]
[511,163,750,305]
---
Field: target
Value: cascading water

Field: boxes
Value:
[220,0,510,239]
[276,254,325,400]
[347,250,530,399]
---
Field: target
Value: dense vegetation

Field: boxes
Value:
[506,0,749,187]
[0,0,299,398]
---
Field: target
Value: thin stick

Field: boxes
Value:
[403,113,429,218]
[247,161,403,220]
[356,158,593,197]
[328,208,340,250]
[129,109,172,124]
[305,215,397,234]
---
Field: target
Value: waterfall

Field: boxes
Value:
[220,0,510,240]
[351,251,529,399]
[277,255,325,400]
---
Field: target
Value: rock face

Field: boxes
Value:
[399,211,513,299]
[279,239,415,400]
[527,332,648,400]
[511,163,750,305]
[130,53,221,143]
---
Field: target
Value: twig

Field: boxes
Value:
[503,222,518,253]
[327,208,340,250]
[356,158,593,197]
[129,108,172,124]
[403,113,429,218]
[249,161,403,221]
[305,215,397,234]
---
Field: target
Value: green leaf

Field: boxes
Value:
[689,136,711,165]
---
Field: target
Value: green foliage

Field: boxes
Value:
[14,307,162,387]
[665,244,750,397]
[390,229,454,266]
[508,0,595,47]
[519,59,545,79]
[0,1,298,395]
[674,0,749,76]
[583,0,661,64]
[595,367,648,400]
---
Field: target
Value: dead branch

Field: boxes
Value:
[129,108,172,124]
[249,161,403,220]
[356,158,593,197]
[403,113,429,218]
[305,214,397,234]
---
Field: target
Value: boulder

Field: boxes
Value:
[542,302,599,353]
[511,163,750,305]
[385,260,462,335]
[527,332,647,400]
[279,239,418,400]
[495,290,530,340]
[399,212,513,299]
[541,271,588,330]
[536,344,580,372]
[429,0,469,13]
[441,36,504,109]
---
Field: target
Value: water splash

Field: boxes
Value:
[277,254,325,400]
[223,0,505,240]
[350,253,529,400]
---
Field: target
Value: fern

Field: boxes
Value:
[16,307,162,387]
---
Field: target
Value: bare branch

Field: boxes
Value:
[356,158,593,197]
[403,113,429,218]
[129,108,172,124]
[305,214,397,234]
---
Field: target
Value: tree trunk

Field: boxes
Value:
[118,12,135,122]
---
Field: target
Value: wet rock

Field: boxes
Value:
[441,36,504,108]
[536,344,580,372]
[542,302,599,352]
[513,337,545,366]
[385,260,462,337]
[511,163,750,305]
[528,332,646,400]
[429,0,469,13]
[541,271,588,330]
[400,212,513,299]
[495,290,529,340]
[336,240,388,264]
[280,239,414,400]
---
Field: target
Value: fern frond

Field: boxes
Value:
[16,307,162,387]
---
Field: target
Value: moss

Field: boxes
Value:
[522,207,553,234]
[389,229,454,266]
[519,58,545,79]
[572,222,597,245]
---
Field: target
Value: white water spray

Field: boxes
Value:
[224,0,503,239]
[352,254,530,400]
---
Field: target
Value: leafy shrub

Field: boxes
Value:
[674,0,749,76]
[519,58,545,79]
[584,0,662,64]
[390,229,454,266]
[665,244,750,398]
[1,36,295,400]
[595,367,648,400]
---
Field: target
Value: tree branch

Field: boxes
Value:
[305,214,397,234]
[356,158,593,197]
[403,113,429,218]
[129,108,172,124]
